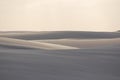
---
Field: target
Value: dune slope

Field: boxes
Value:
[0,48,120,80]
[0,31,120,80]
[0,37,78,50]
[35,38,120,49]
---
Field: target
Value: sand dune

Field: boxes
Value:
[0,31,51,37]
[0,48,120,80]
[0,31,120,80]
[0,31,120,40]
[0,37,78,50]
[34,38,120,49]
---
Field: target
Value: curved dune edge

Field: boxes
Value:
[34,38,120,49]
[0,37,79,50]
[0,31,120,40]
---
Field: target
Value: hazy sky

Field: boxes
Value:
[0,0,120,31]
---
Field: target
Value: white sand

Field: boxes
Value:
[0,37,78,50]
[34,38,120,49]
[0,31,120,80]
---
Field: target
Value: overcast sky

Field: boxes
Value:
[0,0,120,31]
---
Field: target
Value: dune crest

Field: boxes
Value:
[0,37,78,50]
[0,31,120,40]
[35,38,120,49]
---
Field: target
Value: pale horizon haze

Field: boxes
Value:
[0,0,120,31]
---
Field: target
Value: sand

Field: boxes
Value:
[0,31,120,80]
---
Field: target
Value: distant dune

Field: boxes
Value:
[117,30,120,32]
[0,31,120,40]
[0,37,78,50]
[0,31,120,50]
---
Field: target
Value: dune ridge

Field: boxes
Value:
[0,31,120,40]
[0,37,78,50]
[34,38,120,49]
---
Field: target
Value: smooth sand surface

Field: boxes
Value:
[0,31,120,80]
[0,49,120,80]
